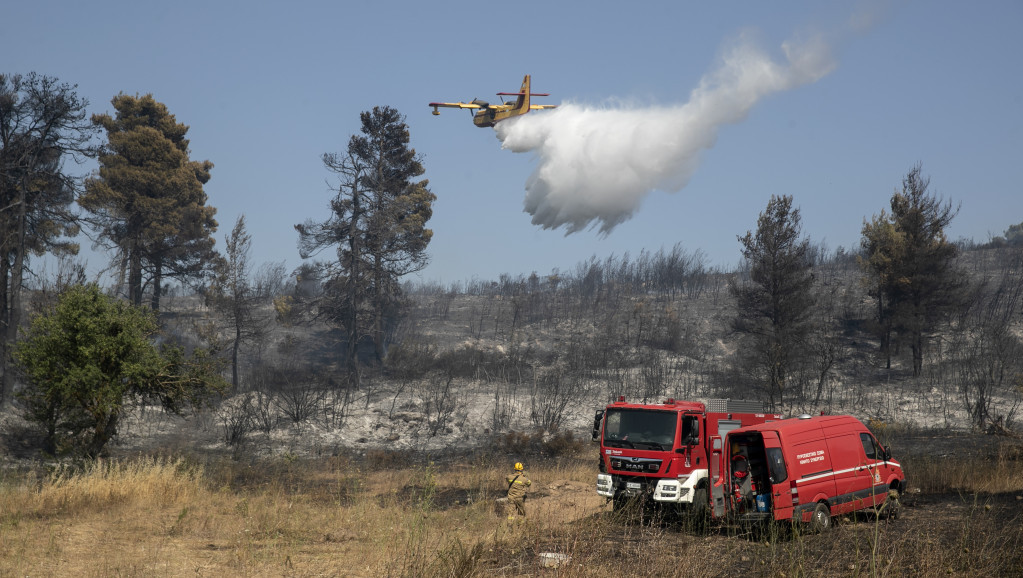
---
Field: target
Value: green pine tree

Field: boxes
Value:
[296,106,435,387]
[81,94,218,310]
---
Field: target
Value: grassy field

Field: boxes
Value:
[2,435,1022,577]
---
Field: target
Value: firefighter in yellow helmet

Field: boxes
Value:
[505,462,532,520]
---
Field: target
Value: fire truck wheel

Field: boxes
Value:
[691,487,708,515]
[809,502,832,533]
[689,490,708,533]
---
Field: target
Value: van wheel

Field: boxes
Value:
[879,489,901,520]
[809,502,831,533]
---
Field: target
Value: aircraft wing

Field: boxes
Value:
[528,104,557,110]
[429,101,482,110]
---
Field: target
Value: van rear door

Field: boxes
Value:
[757,433,785,517]
[791,437,835,521]
[761,431,792,521]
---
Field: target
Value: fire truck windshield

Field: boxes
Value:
[603,408,676,450]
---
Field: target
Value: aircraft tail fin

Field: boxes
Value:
[517,75,530,112]
[490,75,554,120]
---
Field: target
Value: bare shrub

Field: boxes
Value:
[542,429,586,456]
[467,301,491,340]
[423,372,456,436]
[951,253,1023,430]
[321,386,353,429]
[639,351,670,403]
[217,397,254,446]
[385,340,437,419]
[365,448,410,470]
[276,383,326,424]
[432,344,527,383]
[490,381,517,433]
[499,428,586,457]
[249,391,279,434]
[247,361,325,425]
[529,368,580,432]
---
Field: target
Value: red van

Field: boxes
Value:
[717,415,905,531]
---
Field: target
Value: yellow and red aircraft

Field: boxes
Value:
[429,75,556,128]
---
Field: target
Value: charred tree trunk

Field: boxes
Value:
[2,182,28,403]
[129,241,144,306]
[150,260,163,312]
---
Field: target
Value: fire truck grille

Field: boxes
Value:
[610,458,663,473]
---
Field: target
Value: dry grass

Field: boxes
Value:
[903,440,1023,494]
[0,444,1021,577]
[12,457,202,515]
[0,452,594,577]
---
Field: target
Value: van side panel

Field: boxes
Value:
[785,425,835,522]
[825,430,867,515]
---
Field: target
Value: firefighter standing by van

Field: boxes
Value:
[506,462,531,520]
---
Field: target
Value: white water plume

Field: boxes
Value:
[496,34,836,234]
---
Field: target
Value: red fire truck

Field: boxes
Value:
[592,397,782,518]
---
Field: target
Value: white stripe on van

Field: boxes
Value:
[796,460,902,484]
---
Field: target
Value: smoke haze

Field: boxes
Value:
[495,34,836,234]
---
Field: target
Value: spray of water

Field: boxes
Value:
[495,34,836,234]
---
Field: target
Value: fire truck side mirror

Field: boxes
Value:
[591,410,604,442]
[882,445,892,461]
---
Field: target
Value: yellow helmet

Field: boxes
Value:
[514,462,524,471]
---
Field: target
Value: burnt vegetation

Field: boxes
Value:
[139,227,1023,457]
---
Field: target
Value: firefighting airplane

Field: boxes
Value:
[429,75,556,128]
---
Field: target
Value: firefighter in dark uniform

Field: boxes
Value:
[506,462,532,520]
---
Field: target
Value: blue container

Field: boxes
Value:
[755,494,770,512]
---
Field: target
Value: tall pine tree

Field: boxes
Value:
[0,73,97,402]
[860,164,966,376]
[296,106,435,387]
[81,94,218,310]
[732,195,815,410]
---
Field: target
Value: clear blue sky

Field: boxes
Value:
[6,1,1022,285]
